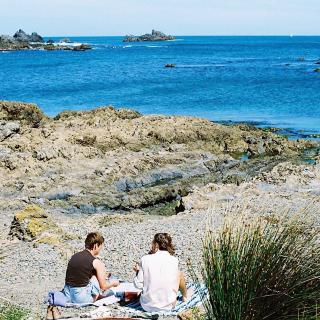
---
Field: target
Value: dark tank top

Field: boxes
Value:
[65,250,96,287]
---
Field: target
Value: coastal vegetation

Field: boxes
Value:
[201,207,320,320]
[0,303,29,320]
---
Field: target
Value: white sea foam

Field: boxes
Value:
[54,42,84,47]
[122,44,167,48]
[179,64,227,68]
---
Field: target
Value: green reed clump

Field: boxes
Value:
[202,214,320,320]
[0,303,29,320]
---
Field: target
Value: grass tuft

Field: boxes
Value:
[201,209,320,320]
[0,303,29,320]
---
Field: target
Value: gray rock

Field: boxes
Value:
[46,189,81,201]
[0,34,29,50]
[72,44,92,51]
[115,169,184,192]
[29,32,44,43]
[34,198,46,205]
[47,192,73,201]
[13,29,30,42]
[78,203,96,214]
[0,30,90,51]
[15,181,24,191]
[0,121,20,141]
[59,38,72,43]
[123,29,175,42]
[0,147,18,170]
[0,147,11,159]
[4,155,19,170]
[41,128,51,138]
[0,35,15,44]
[34,147,60,161]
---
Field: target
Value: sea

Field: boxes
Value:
[1,36,320,138]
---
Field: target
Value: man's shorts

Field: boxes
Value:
[62,276,101,304]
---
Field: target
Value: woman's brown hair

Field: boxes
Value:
[152,233,175,255]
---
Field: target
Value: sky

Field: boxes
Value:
[0,0,319,36]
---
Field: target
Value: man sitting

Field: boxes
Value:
[47,232,119,319]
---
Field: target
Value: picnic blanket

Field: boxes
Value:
[48,282,207,318]
[90,283,207,318]
[125,283,206,314]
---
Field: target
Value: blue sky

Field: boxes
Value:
[1,0,319,36]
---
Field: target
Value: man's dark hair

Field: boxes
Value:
[85,232,104,250]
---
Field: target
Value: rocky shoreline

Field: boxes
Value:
[123,29,175,42]
[0,100,319,318]
[0,29,91,51]
[0,101,316,216]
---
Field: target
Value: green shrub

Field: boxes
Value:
[0,101,46,128]
[201,213,320,320]
[0,303,29,320]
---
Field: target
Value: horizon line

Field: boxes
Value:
[42,34,320,38]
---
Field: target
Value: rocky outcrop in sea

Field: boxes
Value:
[123,29,175,42]
[0,29,91,51]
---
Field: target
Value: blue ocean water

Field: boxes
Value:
[0,36,320,135]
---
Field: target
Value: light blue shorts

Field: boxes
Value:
[62,276,101,304]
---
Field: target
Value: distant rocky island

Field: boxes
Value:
[123,29,175,42]
[0,29,91,51]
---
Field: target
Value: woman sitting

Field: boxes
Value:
[133,233,191,313]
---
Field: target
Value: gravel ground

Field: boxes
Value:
[0,209,208,319]
[1,161,319,319]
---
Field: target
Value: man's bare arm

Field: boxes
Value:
[93,259,119,291]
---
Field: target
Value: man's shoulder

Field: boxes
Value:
[71,250,86,258]
[70,250,95,262]
[69,250,82,260]
[93,257,104,267]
